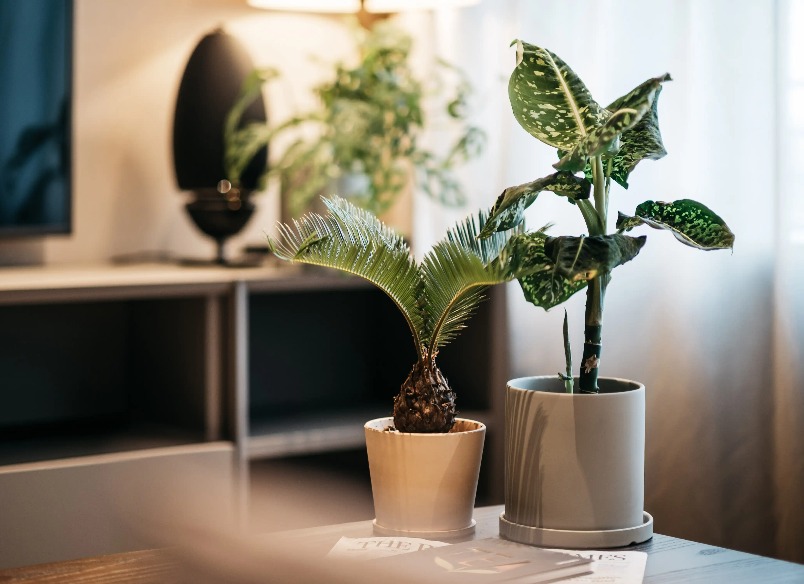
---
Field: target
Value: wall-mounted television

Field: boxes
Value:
[0,0,72,237]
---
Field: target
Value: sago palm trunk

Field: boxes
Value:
[393,354,456,433]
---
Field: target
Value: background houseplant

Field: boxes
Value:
[225,21,484,227]
[268,195,516,534]
[277,22,485,221]
[480,40,735,547]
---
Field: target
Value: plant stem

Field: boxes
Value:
[579,156,609,393]
[579,273,607,393]
[591,156,607,235]
[577,200,604,235]
[562,308,574,393]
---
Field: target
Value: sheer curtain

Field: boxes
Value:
[410,0,802,562]
[773,0,804,563]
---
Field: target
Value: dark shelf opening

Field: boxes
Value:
[247,285,499,425]
[248,287,413,425]
[0,298,212,464]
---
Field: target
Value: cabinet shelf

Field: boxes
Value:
[246,408,494,462]
[0,421,203,468]
[0,261,509,499]
[247,408,386,459]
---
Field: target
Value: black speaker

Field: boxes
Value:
[172,28,267,264]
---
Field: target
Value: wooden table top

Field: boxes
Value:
[1,506,802,583]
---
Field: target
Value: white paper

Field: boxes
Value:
[327,536,450,560]
[326,538,647,582]
[553,549,647,583]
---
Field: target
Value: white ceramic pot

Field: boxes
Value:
[500,376,653,548]
[364,417,485,538]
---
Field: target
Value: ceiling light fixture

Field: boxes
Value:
[246,0,478,28]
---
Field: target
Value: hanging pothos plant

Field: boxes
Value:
[480,40,735,393]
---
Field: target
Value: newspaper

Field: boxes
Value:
[553,549,647,583]
[327,537,647,583]
[326,536,450,560]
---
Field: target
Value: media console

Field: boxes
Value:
[0,261,508,484]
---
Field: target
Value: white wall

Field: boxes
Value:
[0,0,362,266]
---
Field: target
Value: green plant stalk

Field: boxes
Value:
[562,308,574,393]
[579,156,609,393]
[580,274,607,393]
[593,156,608,225]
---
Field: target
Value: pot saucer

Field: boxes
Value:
[499,512,653,549]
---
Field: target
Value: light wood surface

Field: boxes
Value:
[1,506,802,583]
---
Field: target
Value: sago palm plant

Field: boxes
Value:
[268,196,516,433]
[480,40,735,394]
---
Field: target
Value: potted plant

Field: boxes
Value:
[274,21,485,232]
[268,196,516,537]
[478,41,735,548]
[222,22,484,246]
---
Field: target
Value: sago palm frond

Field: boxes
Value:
[269,196,520,433]
[270,198,520,364]
[422,210,520,352]
[269,197,425,357]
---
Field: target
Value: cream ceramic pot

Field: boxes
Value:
[364,417,485,538]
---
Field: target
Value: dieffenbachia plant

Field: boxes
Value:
[480,40,735,394]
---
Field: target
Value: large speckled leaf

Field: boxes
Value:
[616,213,643,232]
[607,83,670,188]
[478,171,591,239]
[555,74,671,173]
[519,271,587,310]
[508,40,607,151]
[617,199,735,250]
[503,232,587,309]
[544,234,647,281]
[607,73,672,114]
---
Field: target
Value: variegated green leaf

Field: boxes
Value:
[555,74,671,173]
[478,172,591,238]
[606,73,672,113]
[617,199,735,250]
[615,212,643,232]
[519,271,587,311]
[544,234,647,280]
[503,232,587,310]
[607,83,670,188]
[503,231,552,278]
[553,115,625,172]
[508,40,607,151]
